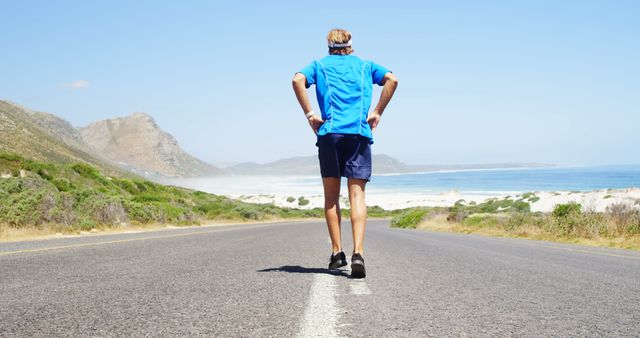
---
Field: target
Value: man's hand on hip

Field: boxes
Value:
[367,111,382,132]
[308,115,325,135]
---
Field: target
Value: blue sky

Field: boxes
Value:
[1,0,638,166]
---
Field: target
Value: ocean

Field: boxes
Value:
[362,165,640,194]
[164,165,640,197]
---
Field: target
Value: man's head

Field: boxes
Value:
[327,29,353,55]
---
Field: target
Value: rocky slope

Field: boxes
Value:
[79,112,221,177]
[0,101,124,176]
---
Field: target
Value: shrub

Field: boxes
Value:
[298,196,310,206]
[391,208,429,229]
[286,196,295,203]
[0,190,47,226]
[551,202,583,236]
[511,200,531,213]
[0,152,24,162]
[552,202,581,218]
[522,192,538,199]
[52,178,73,192]
[447,209,468,222]
[123,200,156,223]
[89,197,127,225]
[114,178,140,194]
[1,178,23,194]
[156,202,193,224]
[74,218,96,231]
[606,203,640,235]
[367,205,388,217]
[36,168,53,181]
[71,163,100,178]
[71,163,110,185]
[232,204,264,220]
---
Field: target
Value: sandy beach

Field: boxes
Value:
[158,170,640,214]
[234,188,640,213]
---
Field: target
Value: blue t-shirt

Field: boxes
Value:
[298,55,389,143]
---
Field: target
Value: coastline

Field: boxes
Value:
[235,188,640,212]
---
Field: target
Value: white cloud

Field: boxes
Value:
[60,80,89,89]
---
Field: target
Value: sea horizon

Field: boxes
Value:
[161,164,640,197]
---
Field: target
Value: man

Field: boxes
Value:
[292,29,398,278]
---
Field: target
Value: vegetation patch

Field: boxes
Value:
[391,208,431,229]
[403,197,640,250]
[0,152,334,236]
[298,196,310,206]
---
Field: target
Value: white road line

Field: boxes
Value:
[349,279,372,295]
[299,274,341,338]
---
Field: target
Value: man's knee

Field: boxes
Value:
[324,195,340,207]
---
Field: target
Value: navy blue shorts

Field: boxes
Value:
[316,133,372,181]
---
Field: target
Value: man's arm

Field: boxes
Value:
[292,73,324,134]
[367,72,398,132]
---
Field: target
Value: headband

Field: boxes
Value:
[328,40,352,48]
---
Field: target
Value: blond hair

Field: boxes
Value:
[327,29,353,55]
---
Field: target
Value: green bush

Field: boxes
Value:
[0,152,25,162]
[391,208,429,229]
[114,178,140,194]
[511,200,531,213]
[367,205,388,217]
[298,196,310,206]
[36,168,53,180]
[286,196,295,203]
[521,192,535,199]
[0,190,47,226]
[551,203,584,236]
[232,204,264,220]
[52,178,73,192]
[71,163,100,178]
[1,178,23,194]
[552,202,581,218]
[71,163,111,186]
[123,200,156,223]
[74,218,96,231]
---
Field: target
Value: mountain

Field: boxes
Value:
[224,154,552,176]
[0,100,124,176]
[79,112,222,178]
[0,100,221,178]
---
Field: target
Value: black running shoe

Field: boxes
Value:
[328,251,347,270]
[351,253,366,278]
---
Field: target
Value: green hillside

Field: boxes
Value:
[0,152,322,233]
[0,100,125,177]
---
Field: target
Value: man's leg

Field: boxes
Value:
[347,178,367,254]
[322,177,342,253]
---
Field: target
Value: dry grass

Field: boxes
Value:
[416,214,640,251]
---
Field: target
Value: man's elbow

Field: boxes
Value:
[292,73,307,87]
[385,73,398,86]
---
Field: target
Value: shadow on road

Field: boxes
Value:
[257,265,349,277]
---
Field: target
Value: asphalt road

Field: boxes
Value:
[1,220,639,337]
